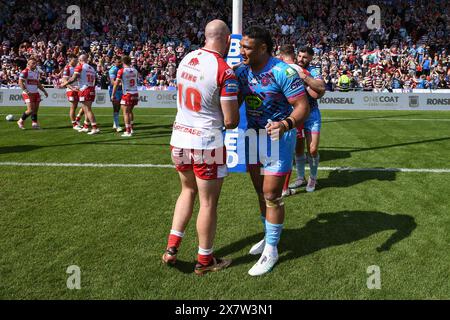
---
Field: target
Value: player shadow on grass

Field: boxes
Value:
[0,145,42,154]
[322,112,425,124]
[50,123,173,132]
[317,149,352,163]
[165,259,196,274]
[318,135,450,164]
[213,211,416,270]
[320,136,450,163]
[313,170,396,190]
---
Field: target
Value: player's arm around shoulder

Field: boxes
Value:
[278,63,310,127]
[264,63,309,139]
[304,67,326,98]
[63,66,80,86]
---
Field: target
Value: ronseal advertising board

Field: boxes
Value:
[1,89,450,110]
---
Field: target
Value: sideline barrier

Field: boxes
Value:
[0,88,177,108]
[1,89,450,110]
[318,92,450,110]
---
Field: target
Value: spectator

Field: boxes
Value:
[337,70,351,92]
[0,0,449,91]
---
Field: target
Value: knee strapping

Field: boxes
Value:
[265,197,285,208]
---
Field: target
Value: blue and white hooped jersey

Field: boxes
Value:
[235,57,306,130]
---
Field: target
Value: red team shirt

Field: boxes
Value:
[63,64,80,101]
[74,63,96,102]
[170,48,239,179]
[63,65,79,92]
[116,67,139,107]
[20,68,41,103]
[117,67,138,94]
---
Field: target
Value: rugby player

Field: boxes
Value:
[287,46,325,193]
[163,20,240,275]
[235,27,310,276]
[62,54,100,135]
[109,56,123,132]
[111,56,139,137]
[17,57,48,130]
[62,54,85,130]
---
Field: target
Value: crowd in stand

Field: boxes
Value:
[1,0,449,91]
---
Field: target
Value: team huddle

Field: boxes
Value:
[164,21,324,276]
[17,55,140,137]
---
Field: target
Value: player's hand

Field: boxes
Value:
[265,120,286,141]
[44,91,48,98]
[298,70,308,80]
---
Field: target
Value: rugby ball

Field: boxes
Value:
[5,114,15,121]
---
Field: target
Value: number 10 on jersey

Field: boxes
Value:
[178,84,202,112]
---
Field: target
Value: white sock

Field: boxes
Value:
[262,243,278,258]
[170,229,185,237]
[198,247,213,255]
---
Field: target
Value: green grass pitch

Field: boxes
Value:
[0,106,449,299]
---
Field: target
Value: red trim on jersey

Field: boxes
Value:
[214,55,239,99]
[117,68,124,80]
[63,65,71,77]
[74,63,83,74]
[20,68,29,79]
[301,67,311,76]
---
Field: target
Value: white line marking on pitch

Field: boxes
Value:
[0,162,174,168]
[0,162,449,173]
[319,166,450,173]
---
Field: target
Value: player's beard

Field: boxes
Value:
[300,62,310,69]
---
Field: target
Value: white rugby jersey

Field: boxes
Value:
[19,68,40,93]
[117,67,138,94]
[289,63,303,75]
[170,48,239,149]
[74,63,96,90]
[62,64,79,91]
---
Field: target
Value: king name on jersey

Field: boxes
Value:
[181,71,198,83]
